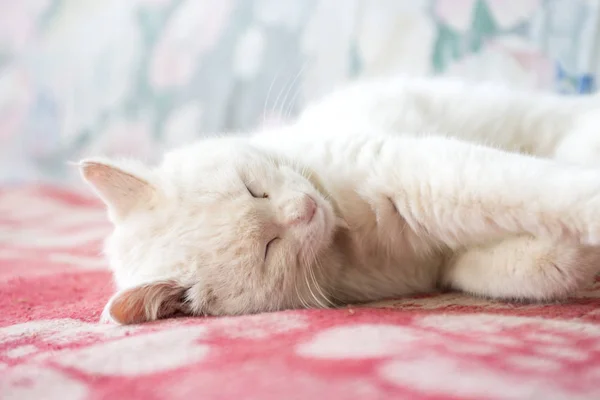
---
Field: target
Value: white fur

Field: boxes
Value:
[81,76,600,324]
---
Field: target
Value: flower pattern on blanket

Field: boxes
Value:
[1,0,599,184]
[1,187,600,400]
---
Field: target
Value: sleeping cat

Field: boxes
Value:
[80,76,600,325]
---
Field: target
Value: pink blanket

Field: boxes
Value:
[1,186,600,399]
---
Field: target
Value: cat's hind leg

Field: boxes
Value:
[440,236,600,301]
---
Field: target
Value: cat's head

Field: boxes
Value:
[80,137,339,324]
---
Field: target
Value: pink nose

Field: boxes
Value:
[284,194,317,226]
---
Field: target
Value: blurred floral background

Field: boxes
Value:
[1,0,599,184]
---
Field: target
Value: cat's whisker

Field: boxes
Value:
[309,249,337,307]
[295,252,310,307]
[302,256,327,309]
[301,166,312,180]
[306,271,323,308]
[303,246,331,308]
[315,260,339,305]
[278,60,308,121]
[270,77,293,124]
[308,263,325,308]
[285,83,303,120]
[263,71,280,124]
[294,277,310,309]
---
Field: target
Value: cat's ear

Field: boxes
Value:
[101,281,188,325]
[79,159,156,222]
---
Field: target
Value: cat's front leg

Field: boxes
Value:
[361,135,600,249]
[441,236,600,301]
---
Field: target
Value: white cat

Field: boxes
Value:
[80,76,600,325]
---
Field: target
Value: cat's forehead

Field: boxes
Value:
[164,138,267,167]
[159,139,284,197]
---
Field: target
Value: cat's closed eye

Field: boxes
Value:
[246,184,269,199]
[265,237,279,259]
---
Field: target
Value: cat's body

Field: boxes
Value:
[270,76,599,161]
[80,77,600,324]
[254,77,600,304]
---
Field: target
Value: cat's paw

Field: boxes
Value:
[357,183,403,227]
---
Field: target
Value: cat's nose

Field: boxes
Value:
[282,194,317,226]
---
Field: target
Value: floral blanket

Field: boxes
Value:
[1,186,600,399]
[2,0,599,184]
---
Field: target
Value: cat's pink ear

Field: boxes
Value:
[79,159,155,222]
[102,281,188,325]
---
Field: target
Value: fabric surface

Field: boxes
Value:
[1,0,600,184]
[2,187,600,399]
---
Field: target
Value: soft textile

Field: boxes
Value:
[1,186,600,399]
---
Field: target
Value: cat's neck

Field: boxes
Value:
[312,185,444,307]
[316,223,444,307]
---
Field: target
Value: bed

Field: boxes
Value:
[1,186,599,399]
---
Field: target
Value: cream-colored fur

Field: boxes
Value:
[81,77,600,324]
